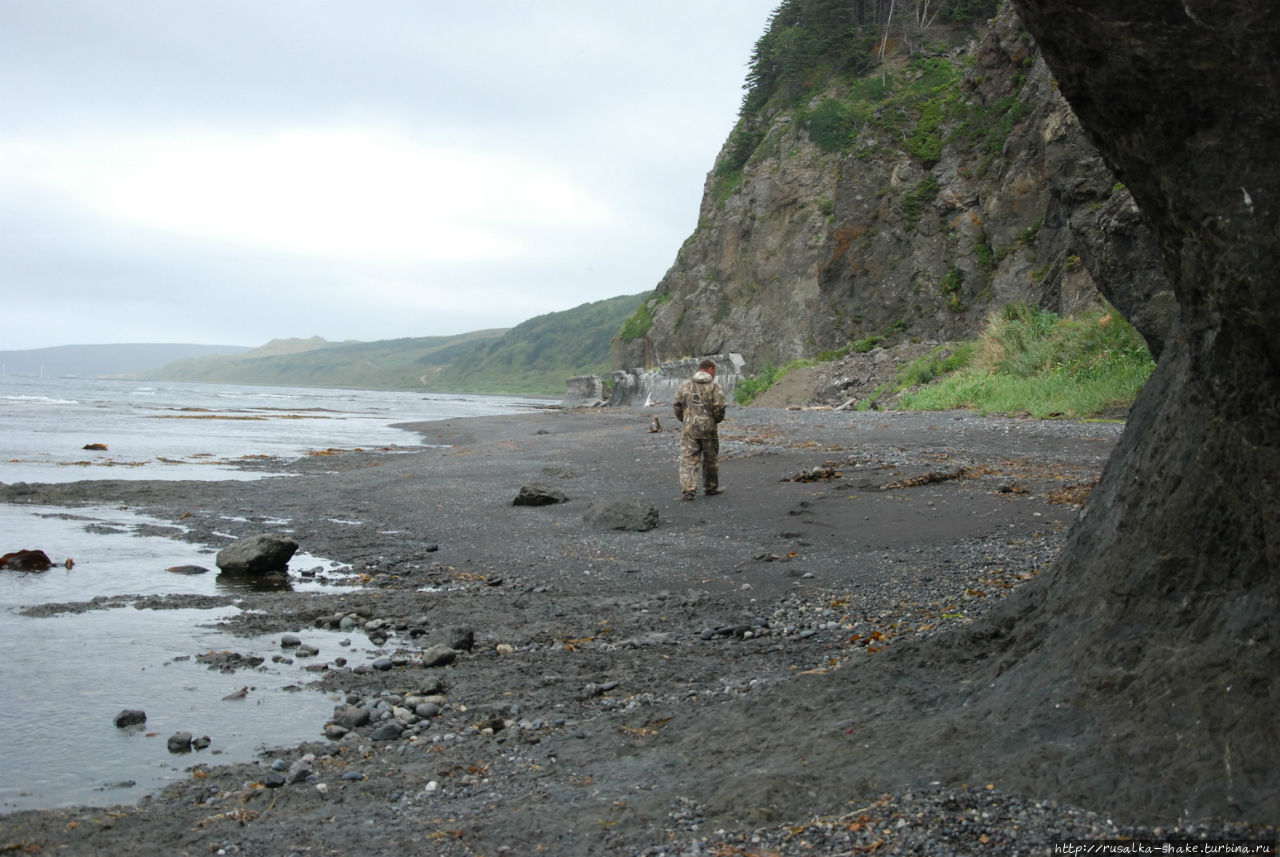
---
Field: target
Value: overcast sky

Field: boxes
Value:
[0,1,779,351]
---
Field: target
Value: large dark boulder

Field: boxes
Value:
[215,534,299,574]
[954,0,1280,823]
[0,549,54,571]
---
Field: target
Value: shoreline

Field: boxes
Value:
[1,406,1272,854]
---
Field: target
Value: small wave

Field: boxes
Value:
[0,394,78,405]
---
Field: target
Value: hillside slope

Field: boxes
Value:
[153,332,507,390]
[153,293,646,395]
[0,343,248,378]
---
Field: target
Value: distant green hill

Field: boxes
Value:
[431,293,647,395]
[152,293,647,396]
[153,332,506,389]
[0,343,249,378]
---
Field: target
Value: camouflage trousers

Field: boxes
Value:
[679,433,719,494]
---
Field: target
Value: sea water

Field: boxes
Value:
[0,374,545,811]
[0,374,543,483]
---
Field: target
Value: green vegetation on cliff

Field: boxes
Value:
[740,0,998,121]
[713,2,1009,212]
[735,303,1153,418]
[896,304,1154,417]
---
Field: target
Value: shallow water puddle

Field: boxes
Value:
[0,504,355,603]
[0,505,364,811]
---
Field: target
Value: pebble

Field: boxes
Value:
[369,722,403,742]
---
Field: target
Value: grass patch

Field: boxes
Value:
[734,359,812,405]
[898,304,1154,418]
[617,292,672,342]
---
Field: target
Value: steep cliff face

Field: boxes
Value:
[613,3,1174,372]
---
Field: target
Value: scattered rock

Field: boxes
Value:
[164,564,209,574]
[420,644,458,668]
[214,533,299,574]
[167,732,193,753]
[369,722,403,742]
[429,625,474,652]
[0,549,54,572]
[82,443,108,451]
[583,499,659,532]
[113,709,146,728]
[512,484,569,506]
[333,706,371,729]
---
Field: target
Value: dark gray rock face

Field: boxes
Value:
[612,7,1175,374]
[583,499,658,532]
[950,0,1280,823]
[215,534,299,574]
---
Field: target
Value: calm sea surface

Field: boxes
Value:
[0,374,545,811]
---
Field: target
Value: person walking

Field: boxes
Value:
[672,358,727,501]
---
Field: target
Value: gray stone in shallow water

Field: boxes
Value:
[215,533,299,574]
[167,732,193,753]
[583,499,659,532]
[114,709,146,728]
[165,565,208,575]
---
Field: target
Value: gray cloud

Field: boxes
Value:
[0,0,778,349]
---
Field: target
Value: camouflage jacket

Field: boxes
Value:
[672,371,726,438]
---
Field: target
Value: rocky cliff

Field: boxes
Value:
[612,3,1175,374]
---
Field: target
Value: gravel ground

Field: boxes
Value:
[1,406,1273,855]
